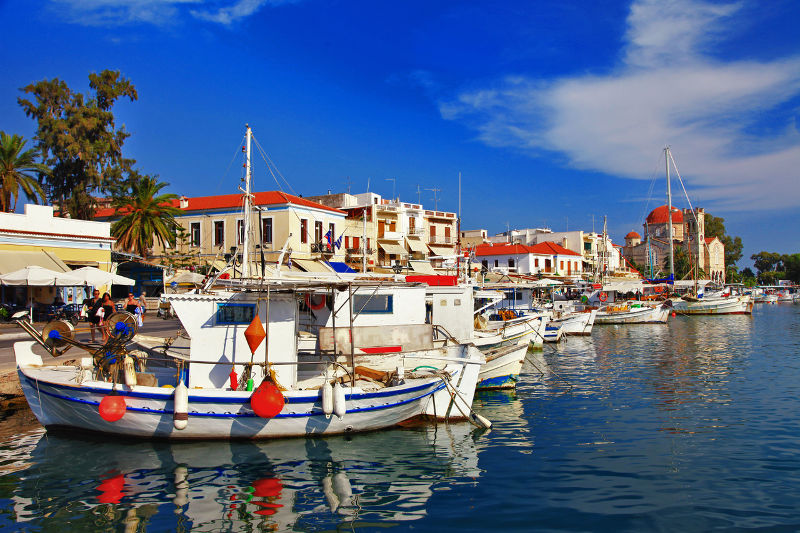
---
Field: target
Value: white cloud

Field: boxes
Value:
[49,0,291,26]
[441,0,800,211]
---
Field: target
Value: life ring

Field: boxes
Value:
[598,292,608,302]
[304,293,327,311]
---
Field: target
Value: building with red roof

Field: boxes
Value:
[98,190,348,270]
[474,241,583,277]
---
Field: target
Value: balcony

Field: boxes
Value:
[428,236,453,245]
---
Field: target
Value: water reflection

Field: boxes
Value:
[4,421,487,532]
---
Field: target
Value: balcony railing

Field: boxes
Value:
[428,236,453,245]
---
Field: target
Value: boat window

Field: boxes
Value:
[353,294,393,314]
[216,303,256,325]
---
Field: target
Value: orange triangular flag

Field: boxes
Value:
[244,314,266,354]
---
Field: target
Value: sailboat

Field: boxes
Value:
[659,147,753,315]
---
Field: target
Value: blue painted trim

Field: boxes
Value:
[21,372,447,404]
[476,374,519,389]
[29,378,445,419]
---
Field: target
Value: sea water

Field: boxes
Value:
[0,303,798,531]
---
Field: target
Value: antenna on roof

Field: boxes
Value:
[425,187,441,209]
[386,177,396,201]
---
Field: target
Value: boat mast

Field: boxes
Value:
[242,125,253,278]
[665,146,674,281]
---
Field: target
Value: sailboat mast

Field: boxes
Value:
[665,146,674,280]
[242,125,252,278]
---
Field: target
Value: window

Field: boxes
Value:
[345,236,350,249]
[409,217,416,233]
[353,294,393,314]
[301,219,308,243]
[237,219,244,244]
[213,221,224,247]
[584,242,592,251]
[262,218,272,244]
[216,303,256,325]
[353,236,360,250]
[328,223,335,246]
[315,221,323,244]
[560,260,564,270]
[508,258,515,268]
[494,259,499,267]
[366,238,371,251]
[535,258,539,267]
[190,222,200,247]
[482,259,488,270]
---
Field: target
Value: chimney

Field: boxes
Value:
[179,196,189,209]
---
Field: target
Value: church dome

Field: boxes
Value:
[625,231,641,239]
[646,205,683,225]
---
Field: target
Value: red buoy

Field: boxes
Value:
[252,477,282,498]
[97,473,125,504]
[229,368,238,391]
[250,380,285,418]
[672,312,676,317]
[99,395,126,422]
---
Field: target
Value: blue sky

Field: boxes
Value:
[1,0,799,268]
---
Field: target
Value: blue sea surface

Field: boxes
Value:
[0,303,798,531]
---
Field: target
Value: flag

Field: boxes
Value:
[334,234,343,250]
[324,229,333,246]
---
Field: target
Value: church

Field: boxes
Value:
[621,205,726,283]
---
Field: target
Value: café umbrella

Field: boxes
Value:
[68,266,135,287]
[0,266,84,320]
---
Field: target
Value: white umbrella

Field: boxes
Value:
[69,266,135,286]
[0,266,83,286]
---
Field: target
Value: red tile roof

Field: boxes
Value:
[527,241,582,256]
[474,241,581,257]
[625,231,641,239]
[95,190,345,218]
[646,205,683,225]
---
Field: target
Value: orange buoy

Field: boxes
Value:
[99,394,126,422]
[251,380,285,418]
[244,315,267,354]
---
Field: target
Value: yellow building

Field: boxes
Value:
[0,204,114,305]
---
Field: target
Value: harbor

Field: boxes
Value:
[1,303,798,531]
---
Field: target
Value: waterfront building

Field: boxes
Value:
[622,205,726,282]
[474,241,583,278]
[0,204,113,305]
[97,191,348,272]
[307,192,458,271]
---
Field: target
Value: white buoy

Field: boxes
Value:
[322,475,339,512]
[332,472,352,507]
[332,381,346,419]
[123,355,137,388]
[322,380,333,417]
[173,465,189,508]
[173,380,189,430]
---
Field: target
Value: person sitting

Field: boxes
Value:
[86,290,102,342]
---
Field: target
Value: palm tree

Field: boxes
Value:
[0,132,48,212]
[111,175,181,258]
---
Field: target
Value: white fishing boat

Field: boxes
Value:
[594,301,672,324]
[547,307,597,336]
[672,294,753,315]
[474,342,530,390]
[12,125,489,439]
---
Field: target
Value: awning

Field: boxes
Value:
[427,245,453,257]
[293,258,335,273]
[378,241,407,256]
[0,250,69,275]
[602,281,645,293]
[406,237,427,253]
[326,261,356,273]
[408,260,436,274]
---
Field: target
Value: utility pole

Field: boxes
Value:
[416,185,422,205]
[345,176,352,194]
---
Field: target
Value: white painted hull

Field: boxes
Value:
[476,316,545,350]
[15,341,460,439]
[476,343,528,390]
[549,310,596,335]
[595,304,670,324]
[754,294,778,303]
[672,295,753,315]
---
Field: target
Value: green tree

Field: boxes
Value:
[18,70,137,219]
[665,245,704,280]
[111,175,180,259]
[751,251,782,274]
[0,132,48,212]
[704,213,743,267]
[782,253,800,283]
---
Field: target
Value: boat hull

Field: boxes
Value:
[595,304,670,324]
[16,342,448,440]
[476,344,528,390]
[672,295,753,315]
